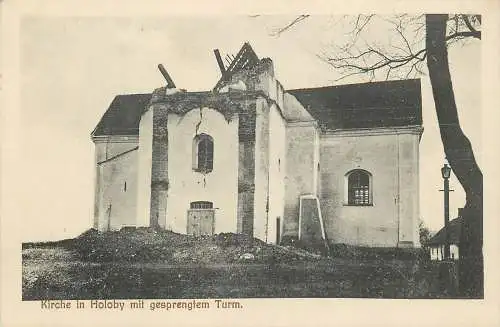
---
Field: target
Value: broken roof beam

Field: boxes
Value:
[213,49,227,75]
[213,42,260,92]
[157,64,176,89]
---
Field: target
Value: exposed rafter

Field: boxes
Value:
[213,42,260,92]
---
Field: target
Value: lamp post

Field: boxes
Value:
[440,163,452,260]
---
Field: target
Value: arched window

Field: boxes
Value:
[193,134,214,173]
[347,169,372,205]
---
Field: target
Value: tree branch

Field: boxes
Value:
[323,46,427,79]
[269,14,479,81]
[446,30,481,40]
[462,14,478,33]
[270,15,310,36]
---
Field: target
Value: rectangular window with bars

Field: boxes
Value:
[190,201,214,209]
[347,170,371,205]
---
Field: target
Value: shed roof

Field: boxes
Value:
[426,217,463,246]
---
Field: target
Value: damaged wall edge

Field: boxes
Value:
[149,105,169,229]
[237,109,257,238]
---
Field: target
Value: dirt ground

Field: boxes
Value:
[22,228,443,300]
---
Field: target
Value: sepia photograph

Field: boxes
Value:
[17,14,484,301]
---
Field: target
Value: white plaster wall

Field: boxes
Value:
[319,129,420,247]
[95,146,138,231]
[283,93,315,121]
[94,138,138,162]
[253,99,270,241]
[167,108,239,234]
[450,244,459,260]
[251,63,285,113]
[398,133,421,247]
[430,246,441,260]
[136,108,153,227]
[430,244,458,260]
[283,122,320,237]
[313,127,321,196]
[94,142,107,229]
[267,104,286,243]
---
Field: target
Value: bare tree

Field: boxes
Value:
[266,14,483,298]
[312,14,480,81]
[426,14,482,299]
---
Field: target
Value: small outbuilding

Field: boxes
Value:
[427,209,463,261]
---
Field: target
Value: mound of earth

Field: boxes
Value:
[61,228,324,264]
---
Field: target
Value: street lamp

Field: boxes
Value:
[441,163,451,179]
[440,163,452,260]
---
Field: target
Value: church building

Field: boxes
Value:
[91,43,423,248]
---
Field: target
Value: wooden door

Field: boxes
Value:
[187,209,215,236]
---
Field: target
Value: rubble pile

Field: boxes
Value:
[69,228,324,264]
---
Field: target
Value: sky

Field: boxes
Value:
[18,15,481,241]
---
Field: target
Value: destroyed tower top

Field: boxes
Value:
[213,42,274,92]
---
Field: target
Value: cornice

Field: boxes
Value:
[321,125,424,138]
[92,135,139,143]
[286,120,319,128]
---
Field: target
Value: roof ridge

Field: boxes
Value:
[287,78,420,92]
[115,93,152,97]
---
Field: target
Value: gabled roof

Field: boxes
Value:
[92,79,422,137]
[92,93,151,137]
[427,217,463,246]
[287,79,422,130]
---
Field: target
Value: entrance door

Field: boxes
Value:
[187,201,215,236]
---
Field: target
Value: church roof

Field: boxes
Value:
[288,79,422,130]
[92,93,151,136]
[91,79,422,137]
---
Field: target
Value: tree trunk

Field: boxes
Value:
[426,14,483,298]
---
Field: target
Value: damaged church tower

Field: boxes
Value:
[91,42,423,248]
